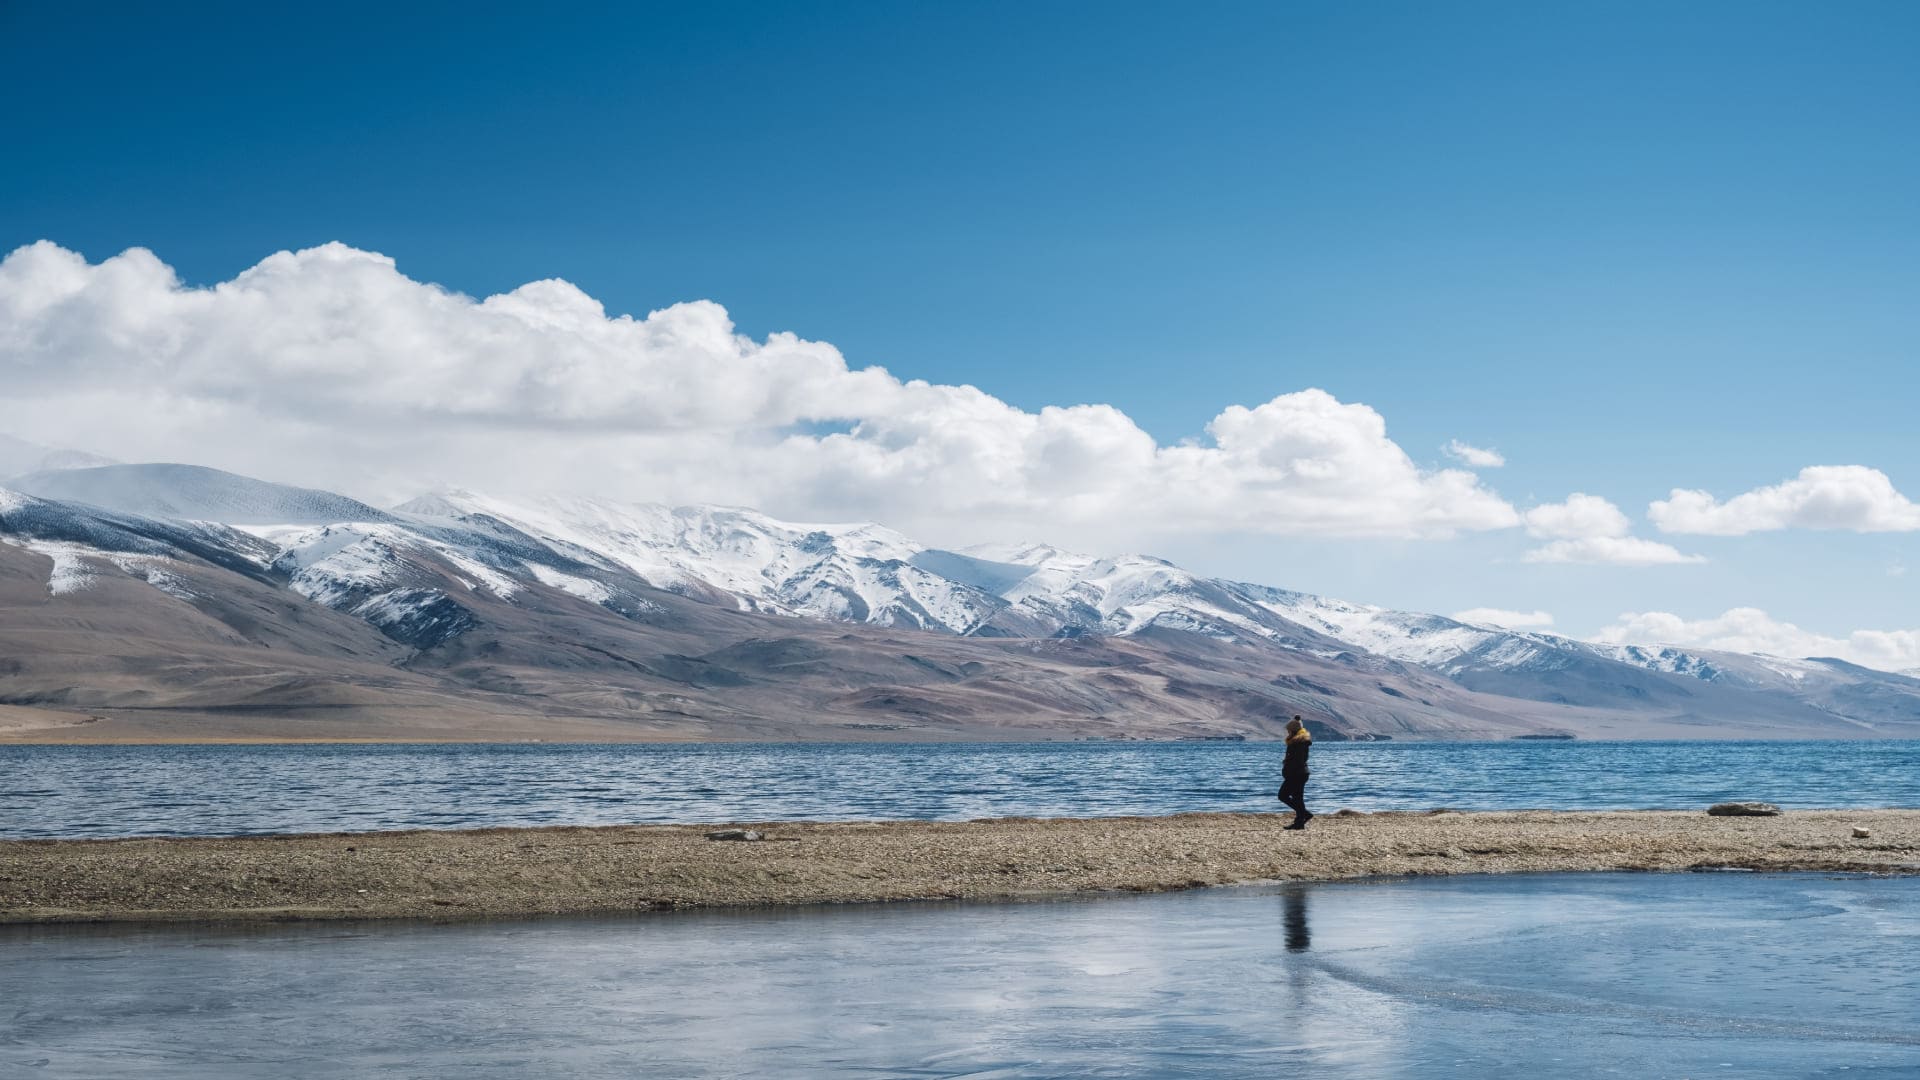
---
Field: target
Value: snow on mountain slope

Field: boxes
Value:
[0,485,279,580]
[0,488,237,603]
[527,563,614,603]
[957,552,1910,723]
[6,464,1914,718]
[1232,586,1499,666]
[286,491,1893,705]
[3,538,109,596]
[231,513,677,648]
[1239,586,1734,683]
[5,467,1919,735]
[245,523,420,607]
[399,490,1006,632]
[0,538,199,600]
[240,522,536,605]
[0,485,630,650]
[11,464,395,526]
[949,543,1353,649]
[0,471,1682,678]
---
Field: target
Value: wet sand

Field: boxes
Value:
[3,809,1915,925]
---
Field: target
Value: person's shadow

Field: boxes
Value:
[1282,885,1310,952]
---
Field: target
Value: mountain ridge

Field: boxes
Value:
[3,462,1917,742]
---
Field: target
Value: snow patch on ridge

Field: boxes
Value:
[103,553,197,601]
[261,524,409,607]
[440,550,521,599]
[8,539,97,595]
[527,563,613,604]
[1255,592,1490,666]
[0,537,196,600]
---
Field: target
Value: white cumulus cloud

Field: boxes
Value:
[0,241,1522,547]
[1442,440,1505,468]
[1522,493,1630,541]
[1594,608,1920,674]
[1522,536,1707,566]
[1451,607,1554,629]
[1518,494,1703,566]
[1649,466,1920,535]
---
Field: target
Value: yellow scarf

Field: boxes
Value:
[1287,726,1311,744]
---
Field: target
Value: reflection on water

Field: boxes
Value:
[5,739,1919,839]
[2,873,1915,1079]
[1282,886,1310,952]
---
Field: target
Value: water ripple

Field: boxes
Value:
[1,739,1916,840]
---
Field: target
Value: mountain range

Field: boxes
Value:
[4,457,1918,743]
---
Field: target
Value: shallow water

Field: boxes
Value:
[4,739,1918,839]
[2,873,1915,1078]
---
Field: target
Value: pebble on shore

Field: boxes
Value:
[4,809,1917,926]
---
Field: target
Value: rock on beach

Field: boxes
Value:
[1707,802,1783,817]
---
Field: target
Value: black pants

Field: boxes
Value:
[1278,771,1309,818]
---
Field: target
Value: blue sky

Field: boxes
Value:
[2,2,1917,657]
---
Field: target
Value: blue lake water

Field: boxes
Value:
[3,739,1918,839]
[3,872,1916,1079]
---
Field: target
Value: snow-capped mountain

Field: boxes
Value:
[929,545,1356,649]
[4,461,1918,740]
[396,490,1006,632]
[1232,584,1910,718]
[390,494,1359,651]
[3,470,649,651]
[0,462,1892,692]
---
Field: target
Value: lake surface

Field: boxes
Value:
[2,872,1915,1078]
[4,739,1918,840]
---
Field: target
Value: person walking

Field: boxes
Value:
[1278,715,1313,829]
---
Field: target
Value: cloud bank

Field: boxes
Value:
[1595,608,1920,674]
[0,241,1521,546]
[1519,493,1704,566]
[1650,466,1920,535]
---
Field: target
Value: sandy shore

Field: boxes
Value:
[4,809,1916,925]
[0,704,105,737]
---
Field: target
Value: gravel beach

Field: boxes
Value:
[4,809,1916,925]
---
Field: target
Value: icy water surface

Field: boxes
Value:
[4,739,1919,839]
[3,873,1916,1078]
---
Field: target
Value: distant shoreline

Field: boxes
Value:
[6,699,1911,748]
[5,732,1915,747]
[5,809,1915,926]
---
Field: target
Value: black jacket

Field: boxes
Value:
[1282,736,1310,776]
